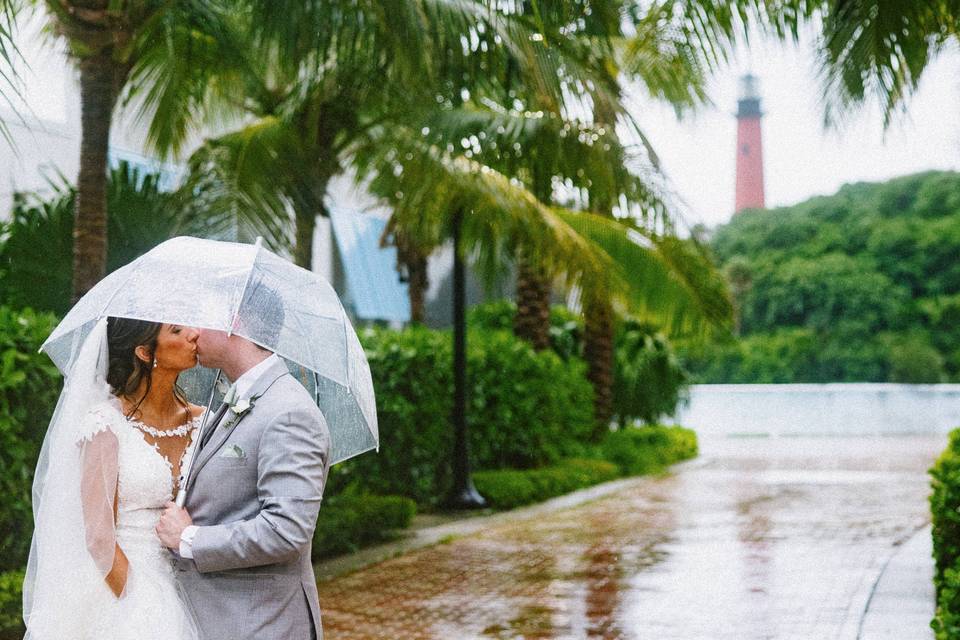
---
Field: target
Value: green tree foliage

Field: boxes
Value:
[0,307,60,572]
[612,320,688,427]
[0,162,185,316]
[690,171,960,382]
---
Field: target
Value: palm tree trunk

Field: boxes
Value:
[583,99,620,432]
[294,210,316,269]
[584,295,615,439]
[513,254,551,350]
[72,53,120,301]
[293,179,330,270]
[395,230,429,324]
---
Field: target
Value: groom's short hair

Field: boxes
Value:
[237,279,284,349]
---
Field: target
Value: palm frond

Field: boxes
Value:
[356,129,617,294]
[176,118,301,253]
[555,209,733,338]
[0,0,24,146]
[816,0,949,127]
[124,0,252,157]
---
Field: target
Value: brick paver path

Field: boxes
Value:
[318,435,944,639]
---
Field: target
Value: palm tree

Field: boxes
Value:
[0,1,233,300]
[154,1,623,271]
[814,1,958,126]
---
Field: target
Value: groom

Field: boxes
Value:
[156,300,331,640]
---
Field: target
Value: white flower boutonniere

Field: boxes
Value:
[221,393,262,430]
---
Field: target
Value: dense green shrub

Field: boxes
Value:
[600,425,698,476]
[0,570,24,639]
[468,300,584,361]
[473,458,619,509]
[474,427,697,510]
[312,494,417,558]
[931,428,960,601]
[466,329,594,469]
[0,307,61,572]
[613,320,688,426]
[327,326,453,504]
[0,163,184,316]
[933,557,960,640]
[332,325,594,505]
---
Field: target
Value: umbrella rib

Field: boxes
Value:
[227,236,264,337]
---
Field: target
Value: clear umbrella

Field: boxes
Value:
[41,236,378,473]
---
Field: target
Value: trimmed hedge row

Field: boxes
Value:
[474,425,697,510]
[600,424,698,476]
[329,325,595,505]
[473,459,620,509]
[931,428,960,638]
[312,494,417,558]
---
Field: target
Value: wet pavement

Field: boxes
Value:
[317,435,944,639]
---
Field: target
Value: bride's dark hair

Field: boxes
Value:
[106,317,188,419]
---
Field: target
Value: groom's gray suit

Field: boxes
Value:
[174,357,331,640]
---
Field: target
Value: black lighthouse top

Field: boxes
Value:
[736,73,763,118]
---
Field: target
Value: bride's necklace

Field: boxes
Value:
[128,419,193,438]
[122,400,194,438]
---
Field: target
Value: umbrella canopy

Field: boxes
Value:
[41,236,378,465]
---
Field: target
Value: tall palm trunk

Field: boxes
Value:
[583,100,619,433]
[72,53,122,300]
[395,230,429,324]
[513,254,551,350]
[584,294,615,439]
[293,172,331,270]
[513,174,552,350]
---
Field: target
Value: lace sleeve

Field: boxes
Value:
[78,414,119,577]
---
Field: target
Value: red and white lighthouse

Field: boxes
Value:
[734,74,765,213]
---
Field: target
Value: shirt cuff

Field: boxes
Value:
[179,525,199,559]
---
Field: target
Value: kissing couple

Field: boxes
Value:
[23,279,332,640]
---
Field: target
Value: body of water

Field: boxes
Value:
[671,383,960,436]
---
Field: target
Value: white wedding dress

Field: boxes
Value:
[78,400,203,640]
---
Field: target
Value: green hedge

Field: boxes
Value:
[600,425,698,476]
[0,307,61,572]
[934,558,960,640]
[329,325,594,505]
[473,459,619,509]
[931,428,960,637]
[474,426,698,510]
[0,570,23,639]
[312,494,417,558]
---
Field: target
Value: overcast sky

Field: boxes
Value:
[629,33,960,231]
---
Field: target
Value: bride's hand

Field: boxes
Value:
[105,546,129,598]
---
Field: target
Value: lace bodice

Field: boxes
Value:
[83,401,203,550]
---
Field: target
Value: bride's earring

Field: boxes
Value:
[153,357,158,369]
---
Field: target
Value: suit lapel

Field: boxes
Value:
[189,358,289,479]
[186,401,230,489]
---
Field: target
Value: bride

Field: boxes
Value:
[23,316,205,639]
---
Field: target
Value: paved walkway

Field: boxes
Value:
[316,435,944,639]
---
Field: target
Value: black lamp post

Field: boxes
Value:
[444,208,486,509]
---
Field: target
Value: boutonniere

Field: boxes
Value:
[222,393,262,430]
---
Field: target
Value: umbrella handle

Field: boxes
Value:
[176,368,223,507]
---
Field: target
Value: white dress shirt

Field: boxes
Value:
[179,353,282,558]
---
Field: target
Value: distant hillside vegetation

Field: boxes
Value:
[682,171,960,383]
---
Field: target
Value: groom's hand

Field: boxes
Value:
[157,502,193,549]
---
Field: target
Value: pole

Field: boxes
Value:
[445,208,486,509]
